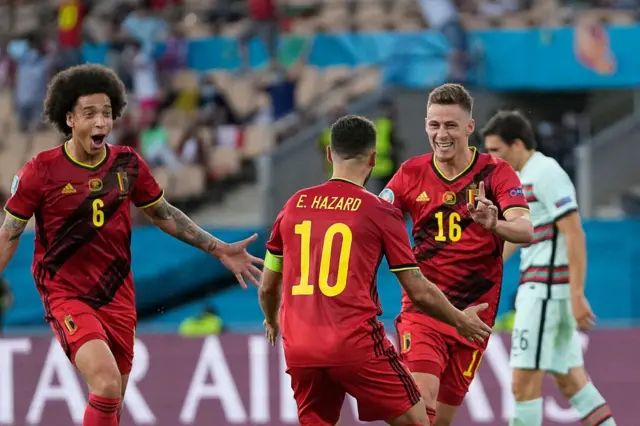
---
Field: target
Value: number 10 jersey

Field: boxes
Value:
[266,178,419,368]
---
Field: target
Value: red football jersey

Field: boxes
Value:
[381,147,528,346]
[266,178,419,367]
[4,143,163,320]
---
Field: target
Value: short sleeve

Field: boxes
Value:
[379,166,407,211]
[536,164,578,221]
[491,161,529,217]
[378,206,419,272]
[4,160,42,221]
[266,206,286,257]
[131,150,164,209]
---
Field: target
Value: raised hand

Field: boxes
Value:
[456,303,492,344]
[467,181,498,231]
[216,233,264,288]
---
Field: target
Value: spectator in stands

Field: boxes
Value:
[367,100,402,195]
[417,0,468,82]
[177,120,211,173]
[56,0,91,71]
[157,24,188,88]
[122,0,168,57]
[9,31,53,132]
[130,40,161,128]
[140,113,182,168]
[0,276,12,335]
[239,0,279,72]
[178,304,224,337]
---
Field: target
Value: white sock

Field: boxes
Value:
[509,398,543,426]
[569,382,616,425]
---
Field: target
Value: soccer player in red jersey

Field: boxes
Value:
[258,115,492,426]
[379,84,534,426]
[0,65,263,426]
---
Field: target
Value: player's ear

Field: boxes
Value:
[369,150,376,168]
[66,112,73,129]
[466,118,475,135]
[326,146,333,164]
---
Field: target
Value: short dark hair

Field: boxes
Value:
[330,115,377,159]
[481,110,537,150]
[428,83,473,114]
[44,64,128,136]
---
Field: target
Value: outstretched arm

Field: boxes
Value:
[141,198,263,287]
[142,198,224,255]
[0,214,27,274]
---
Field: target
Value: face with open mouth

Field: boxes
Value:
[425,103,474,163]
[67,93,113,158]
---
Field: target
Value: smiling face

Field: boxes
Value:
[425,103,474,163]
[66,93,113,157]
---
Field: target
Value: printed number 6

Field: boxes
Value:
[92,199,105,228]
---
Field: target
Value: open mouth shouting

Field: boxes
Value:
[91,134,106,150]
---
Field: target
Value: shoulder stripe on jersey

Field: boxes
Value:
[43,152,137,278]
[3,207,30,222]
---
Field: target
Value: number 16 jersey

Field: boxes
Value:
[381,148,528,344]
[266,178,419,368]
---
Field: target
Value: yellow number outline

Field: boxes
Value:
[92,199,105,228]
[435,211,462,242]
[292,220,352,297]
[463,349,484,377]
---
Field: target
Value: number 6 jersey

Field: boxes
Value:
[4,143,163,316]
[381,148,528,345]
[266,178,419,367]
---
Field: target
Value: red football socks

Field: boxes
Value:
[84,394,120,426]
[426,406,437,424]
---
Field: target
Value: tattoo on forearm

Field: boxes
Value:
[411,269,423,279]
[1,216,27,241]
[148,200,218,253]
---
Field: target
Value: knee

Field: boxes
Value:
[89,369,122,398]
[511,370,544,401]
[554,369,588,399]
[414,374,439,406]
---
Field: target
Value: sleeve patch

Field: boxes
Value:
[508,187,524,198]
[10,175,19,195]
[555,196,574,208]
[379,188,395,204]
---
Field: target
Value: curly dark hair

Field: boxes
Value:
[44,64,128,136]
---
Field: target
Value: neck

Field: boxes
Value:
[435,147,474,178]
[516,150,535,171]
[331,166,368,187]
[66,138,105,166]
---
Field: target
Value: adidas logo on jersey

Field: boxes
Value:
[416,191,430,202]
[62,183,76,194]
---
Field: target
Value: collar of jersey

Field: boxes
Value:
[63,141,109,171]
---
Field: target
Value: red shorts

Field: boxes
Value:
[47,299,136,375]
[287,351,422,425]
[395,317,484,406]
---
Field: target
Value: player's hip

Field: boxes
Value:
[395,312,489,350]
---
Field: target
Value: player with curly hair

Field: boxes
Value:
[0,64,264,426]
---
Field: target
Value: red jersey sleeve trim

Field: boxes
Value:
[388,263,419,272]
[502,205,530,216]
[135,190,164,209]
[4,207,30,222]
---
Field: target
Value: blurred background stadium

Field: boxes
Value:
[0,0,639,424]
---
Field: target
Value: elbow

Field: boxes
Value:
[521,223,534,243]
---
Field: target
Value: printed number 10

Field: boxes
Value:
[292,220,352,297]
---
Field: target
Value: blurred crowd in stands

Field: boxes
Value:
[0,0,633,219]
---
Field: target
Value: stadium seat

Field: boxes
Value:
[354,3,388,32]
[242,125,275,158]
[322,66,352,91]
[172,70,200,92]
[209,146,241,179]
[296,66,322,110]
[344,67,381,99]
[223,78,258,119]
[152,167,173,197]
[317,3,350,32]
[175,165,206,198]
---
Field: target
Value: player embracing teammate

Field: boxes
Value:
[380,84,534,425]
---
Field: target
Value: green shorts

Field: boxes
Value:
[509,285,583,374]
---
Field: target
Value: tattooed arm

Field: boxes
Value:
[142,199,228,256]
[0,214,27,274]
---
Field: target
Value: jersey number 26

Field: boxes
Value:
[292,220,352,297]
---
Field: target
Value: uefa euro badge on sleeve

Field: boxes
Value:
[379,188,395,204]
[10,175,19,195]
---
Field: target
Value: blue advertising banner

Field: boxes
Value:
[82,24,640,89]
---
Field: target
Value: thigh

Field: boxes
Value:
[287,367,345,426]
[438,341,484,406]
[510,289,562,373]
[48,300,109,364]
[396,317,449,378]
[334,352,422,423]
[101,313,136,375]
[555,300,584,370]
